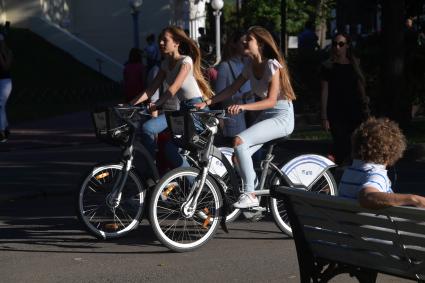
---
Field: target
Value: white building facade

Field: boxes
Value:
[0,0,210,81]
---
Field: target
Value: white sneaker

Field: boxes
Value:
[233,193,259,209]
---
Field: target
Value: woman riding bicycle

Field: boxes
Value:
[196,26,296,209]
[131,26,213,167]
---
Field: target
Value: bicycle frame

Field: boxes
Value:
[107,107,160,207]
[254,144,336,197]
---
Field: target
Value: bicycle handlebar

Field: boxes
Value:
[111,105,151,128]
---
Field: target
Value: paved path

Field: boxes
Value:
[0,111,422,282]
[0,112,96,152]
[1,111,425,201]
[0,195,409,283]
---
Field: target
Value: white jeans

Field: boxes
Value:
[0,79,12,131]
[235,100,295,192]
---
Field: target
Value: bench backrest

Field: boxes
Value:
[276,188,425,281]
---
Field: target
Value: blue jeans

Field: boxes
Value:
[0,79,12,131]
[141,114,168,157]
[140,97,204,168]
[235,100,294,192]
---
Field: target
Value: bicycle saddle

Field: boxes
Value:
[263,136,289,148]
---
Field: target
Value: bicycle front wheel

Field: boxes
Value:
[269,169,336,237]
[76,163,146,239]
[149,167,222,252]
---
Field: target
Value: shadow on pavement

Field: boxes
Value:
[0,196,170,254]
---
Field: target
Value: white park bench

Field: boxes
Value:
[272,187,425,282]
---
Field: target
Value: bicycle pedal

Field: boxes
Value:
[242,210,264,222]
[246,206,266,212]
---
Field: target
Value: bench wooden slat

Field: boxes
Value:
[303,226,403,258]
[293,203,397,230]
[273,187,425,282]
[302,222,399,244]
[276,186,425,218]
[399,234,425,248]
[389,218,425,236]
[311,243,419,280]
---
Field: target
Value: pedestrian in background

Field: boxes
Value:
[0,34,13,142]
[215,30,252,137]
[123,48,146,103]
[144,33,161,72]
[320,33,369,165]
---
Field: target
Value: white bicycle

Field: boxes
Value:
[149,109,337,252]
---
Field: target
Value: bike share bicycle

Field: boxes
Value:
[76,105,238,240]
[76,105,159,239]
[148,109,338,252]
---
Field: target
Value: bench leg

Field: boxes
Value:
[352,268,377,283]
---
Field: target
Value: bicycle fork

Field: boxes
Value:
[182,134,216,218]
[108,145,134,208]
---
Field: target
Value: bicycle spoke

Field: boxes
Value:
[157,208,180,225]
[151,169,221,251]
[78,165,145,239]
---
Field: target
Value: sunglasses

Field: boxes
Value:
[332,41,347,47]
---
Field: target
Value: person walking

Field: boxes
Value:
[131,26,213,167]
[215,31,252,138]
[196,26,296,208]
[320,33,369,165]
[0,34,13,142]
[144,33,161,72]
[123,48,146,103]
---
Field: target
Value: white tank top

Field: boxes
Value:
[160,56,202,101]
[241,58,284,99]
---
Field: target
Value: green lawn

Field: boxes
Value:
[291,118,425,144]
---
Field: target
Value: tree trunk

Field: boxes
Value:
[381,0,410,127]
[281,0,288,56]
[315,0,327,49]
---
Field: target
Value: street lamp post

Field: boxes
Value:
[128,0,143,49]
[211,0,224,63]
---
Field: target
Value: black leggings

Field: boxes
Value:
[329,118,361,165]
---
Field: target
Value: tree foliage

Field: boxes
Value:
[221,0,334,35]
[240,0,282,32]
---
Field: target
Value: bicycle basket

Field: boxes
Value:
[91,107,133,145]
[165,111,210,150]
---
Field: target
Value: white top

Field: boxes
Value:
[160,56,202,101]
[339,159,393,199]
[148,65,180,111]
[241,58,283,99]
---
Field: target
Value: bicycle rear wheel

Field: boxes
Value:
[76,163,146,239]
[269,169,336,237]
[149,167,222,252]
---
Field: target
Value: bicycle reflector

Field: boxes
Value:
[95,172,110,180]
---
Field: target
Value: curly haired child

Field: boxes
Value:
[339,117,425,209]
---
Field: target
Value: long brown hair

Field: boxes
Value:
[247,26,296,101]
[160,26,213,99]
[330,33,365,85]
